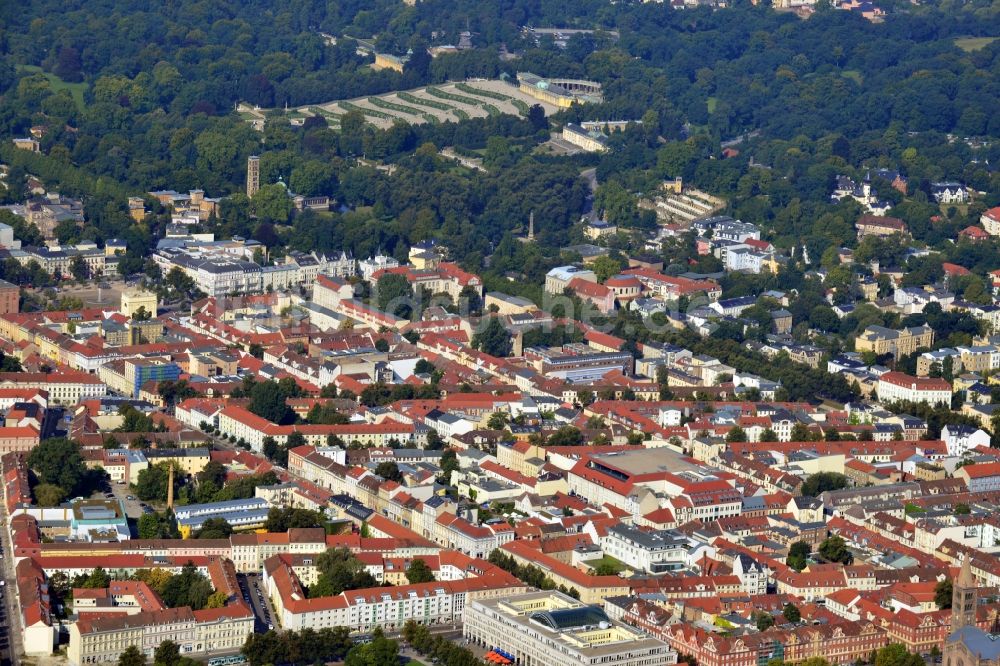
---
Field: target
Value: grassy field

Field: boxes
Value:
[955,36,997,52]
[841,70,864,84]
[583,555,627,574]
[18,65,88,108]
[941,203,968,217]
[706,97,718,114]
[406,660,428,666]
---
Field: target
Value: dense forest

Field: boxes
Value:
[1,0,999,319]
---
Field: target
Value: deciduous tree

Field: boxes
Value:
[405,558,435,584]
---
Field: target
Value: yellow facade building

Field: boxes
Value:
[517,72,603,108]
[121,288,158,319]
[373,53,406,72]
[855,324,934,360]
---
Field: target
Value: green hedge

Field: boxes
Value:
[368,97,422,116]
[425,87,480,106]
[307,106,342,121]
[398,91,452,112]
[339,101,391,120]
[455,83,511,101]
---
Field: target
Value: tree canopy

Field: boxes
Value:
[800,472,850,497]
[308,547,378,598]
[28,437,101,500]
[817,535,853,564]
[471,316,513,358]
[405,558,435,584]
[242,627,353,666]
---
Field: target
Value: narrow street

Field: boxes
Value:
[0,501,23,665]
[238,573,277,632]
[580,167,600,223]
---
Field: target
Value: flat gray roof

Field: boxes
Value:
[589,447,701,477]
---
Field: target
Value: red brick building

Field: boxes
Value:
[622,599,889,666]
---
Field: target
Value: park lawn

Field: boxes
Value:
[406,660,428,666]
[841,70,863,85]
[941,203,968,217]
[18,65,88,109]
[954,37,997,52]
[584,555,627,574]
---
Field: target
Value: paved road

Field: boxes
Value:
[580,167,599,223]
[239,573,278,632]
[106,480,146,522]
[0,502,23,665]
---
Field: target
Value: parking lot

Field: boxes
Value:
[239,572,278,632]
[96,478,152,524]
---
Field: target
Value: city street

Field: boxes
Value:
[0,501,23,665]
[238,573,278,632]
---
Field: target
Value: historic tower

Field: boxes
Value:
[952,555,978,630]
[247,155,260,198]
[167,464,175,510]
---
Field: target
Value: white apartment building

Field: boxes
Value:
[601,524,706,574]
[463,591,675,666]
[0,372,107,405]
[432,512,515,560]
[359,254,401,281]
[724,246,771,274]
[877,372,951,406]
[264,556,523,633]
[941,425,991,458]
[731,553,768,596]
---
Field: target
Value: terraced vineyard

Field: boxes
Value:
[294,80,560,129]
[426,87,481,106]
[306,106,342,127]
[397,92,468,120]
[368,97,422,116]
[339,100,391,120]
[455,82,511,101]
[398,92,452,112]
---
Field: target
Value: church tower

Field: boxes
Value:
[953,555,978,630]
